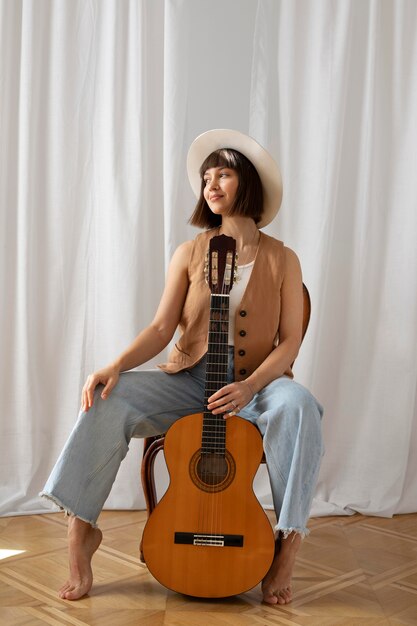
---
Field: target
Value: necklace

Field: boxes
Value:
[235,229,261,266]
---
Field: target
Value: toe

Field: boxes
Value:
[63,585,84,601]
[59,584,71,598]
[62,584,76,598]
[262,590,278,605]
[280,587,292,604]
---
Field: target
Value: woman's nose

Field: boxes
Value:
[208,178,219,190]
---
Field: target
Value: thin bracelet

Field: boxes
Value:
[243,379,256,397]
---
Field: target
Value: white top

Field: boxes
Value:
[228,261,255,345]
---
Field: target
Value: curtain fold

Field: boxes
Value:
[1,0,416,519]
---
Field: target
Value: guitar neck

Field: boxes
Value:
[202,294,230,455]
[204,293,230,404]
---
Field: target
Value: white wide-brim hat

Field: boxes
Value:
[187,129,283,228]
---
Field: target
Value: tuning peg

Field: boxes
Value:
[233,255,239,282]
[204,251,209,283]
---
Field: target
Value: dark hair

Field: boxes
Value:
[189,148,263,228]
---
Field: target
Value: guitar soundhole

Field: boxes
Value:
[190,450,236,493]
[197,454,227,485]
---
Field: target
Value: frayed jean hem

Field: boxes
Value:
[274,526,309,541]
[39,491,99,529]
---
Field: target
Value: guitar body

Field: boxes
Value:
[142,412,275,597]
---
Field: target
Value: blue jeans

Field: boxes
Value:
[41,350,324,537]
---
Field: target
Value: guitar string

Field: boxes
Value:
[217,250,233,540]
[218,265,228,539]
[209,287,217,536]
[202,252,218,538]
[214,252,231,540]
[213,285,222,537]
[204,251,215,538]
[223,249,234,537]
[213,253,226,538]
[210,292,219,538]
[209,284,220,537]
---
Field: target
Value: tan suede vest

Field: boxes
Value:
[158,229,293,381]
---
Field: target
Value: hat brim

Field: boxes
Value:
[187,129,282,228]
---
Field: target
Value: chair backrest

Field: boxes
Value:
[290,283,311,370]
[301,283,311,341]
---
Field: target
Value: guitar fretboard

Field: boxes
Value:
[202,294,230,456]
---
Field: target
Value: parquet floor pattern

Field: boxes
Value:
[1,510,417,625]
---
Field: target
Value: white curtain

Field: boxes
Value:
[1,0,416,520]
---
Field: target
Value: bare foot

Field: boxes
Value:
[59,517,103,600]
[262,531,301,605]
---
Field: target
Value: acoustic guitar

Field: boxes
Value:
[142,234,275,597]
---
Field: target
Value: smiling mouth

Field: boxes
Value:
[210,195,223,201]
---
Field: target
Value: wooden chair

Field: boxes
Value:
[140,283,311,524]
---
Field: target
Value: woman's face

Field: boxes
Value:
[203,166,239,217]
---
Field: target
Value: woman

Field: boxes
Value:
[41,129,323,605]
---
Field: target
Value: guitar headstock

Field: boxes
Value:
[204,235,237,295]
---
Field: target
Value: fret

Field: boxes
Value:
[202,414,226,419]
[202,428,226,433]
[205,372,228,378]
[201,436,226,441]
[205,372,228,379]
[202,422,226,428]
[200,449,226,455]
[205,359,228,365]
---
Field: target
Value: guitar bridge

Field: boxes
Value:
[174,532,243,548]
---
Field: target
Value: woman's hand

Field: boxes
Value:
[207,380,255,418]
[81,363,120,412]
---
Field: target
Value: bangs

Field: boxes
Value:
[199,149,238,176]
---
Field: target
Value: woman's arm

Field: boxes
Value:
[81,240,192,411]
[113,241,192,372]
[207,246,303,415]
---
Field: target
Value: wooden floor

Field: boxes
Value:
[1,510,417,625]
